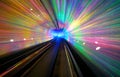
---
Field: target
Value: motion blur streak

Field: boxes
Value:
[0,0,120,77]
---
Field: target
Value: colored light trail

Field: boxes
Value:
[0,0,120,77]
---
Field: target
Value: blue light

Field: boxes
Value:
[51,29,68,39]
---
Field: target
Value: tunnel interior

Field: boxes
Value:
[0,0,120,77]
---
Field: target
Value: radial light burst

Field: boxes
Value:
[0,0,120,76]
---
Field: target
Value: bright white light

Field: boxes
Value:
[83,42,86,45]
[95,41,98,44]
[10,39,14,42]
[30,8,33,10]
[23,38,26,41]
[96,47,101,50]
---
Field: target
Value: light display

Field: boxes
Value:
[0,0,120,76]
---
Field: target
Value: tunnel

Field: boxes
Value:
[0,0,120,77]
